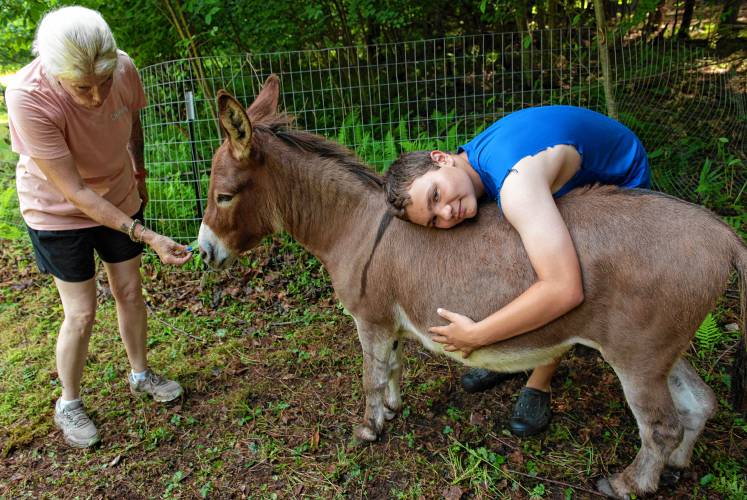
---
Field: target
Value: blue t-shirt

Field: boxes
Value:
[458,105,651,202]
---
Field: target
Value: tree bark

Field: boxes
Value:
[592,0,618,119]
[719,0,744,37]
[677,0,695,39]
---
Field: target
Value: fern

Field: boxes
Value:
[695,313,721,354]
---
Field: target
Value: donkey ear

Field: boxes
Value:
[217,90,252,161]
[247,74,280,121]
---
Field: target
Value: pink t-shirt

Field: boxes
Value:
[6,50,146,230]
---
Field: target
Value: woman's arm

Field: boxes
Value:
[32,154,190,265]
[127,111,148,208]
[430,145,584,355]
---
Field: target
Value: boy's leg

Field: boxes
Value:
[525,358,560,391]
[461,368,522,393]
[510,358,560,437]
[103,256,182,402]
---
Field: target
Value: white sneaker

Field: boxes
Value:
[54,399,100,448]
[129,369,183,402]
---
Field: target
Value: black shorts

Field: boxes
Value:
[26,210,145,283]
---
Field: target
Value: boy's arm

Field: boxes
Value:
[430,147,584,355]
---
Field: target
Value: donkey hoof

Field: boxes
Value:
[596,476,631,499]
[354,424,378,442]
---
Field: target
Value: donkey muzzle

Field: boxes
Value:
[197,223,236,270]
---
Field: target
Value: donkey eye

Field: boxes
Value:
[217,193,234,204]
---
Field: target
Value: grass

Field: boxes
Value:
[0,236,745,498]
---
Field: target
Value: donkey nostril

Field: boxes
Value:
[199,243,211,262]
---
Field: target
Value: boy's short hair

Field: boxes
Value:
[385,151,440,219]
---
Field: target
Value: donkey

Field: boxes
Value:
[197,75,746,498]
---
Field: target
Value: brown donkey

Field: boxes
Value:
[198,75,747,498]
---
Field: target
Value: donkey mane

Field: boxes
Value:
[253,119,393,296]
[254,121,385,191]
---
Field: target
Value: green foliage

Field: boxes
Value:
[695,313,721,354]
[0,0,54,69]
[1,0,743,71]
[696,140,747,211]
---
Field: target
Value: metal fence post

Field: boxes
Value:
[185,90,203,218]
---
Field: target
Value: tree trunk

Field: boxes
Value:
[643,0,666,39]
[547,0,559,29]
[719,0,744,36]
[160,0,213,112]
[592,0,618,119]
[513,0,534,91]
[677,0,695,39]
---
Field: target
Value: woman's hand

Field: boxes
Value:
[429,308,483,357]
[147,233,192,266]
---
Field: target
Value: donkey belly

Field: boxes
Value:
[395,305,573,372]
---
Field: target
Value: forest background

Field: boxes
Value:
[0,0,744,70]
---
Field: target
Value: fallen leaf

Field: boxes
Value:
[508,449,524,466]
[442,485,463,500]
[469,411,486,426]
[109,455,121,467]
[310,429,320,449]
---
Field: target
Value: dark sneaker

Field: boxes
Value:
[54,400,100,448]
[129,369,183,402]
[461,368,518,393]
[509,387,552,437]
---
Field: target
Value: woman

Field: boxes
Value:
[6,6,192,448]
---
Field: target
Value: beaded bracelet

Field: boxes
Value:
[128,219,143,243]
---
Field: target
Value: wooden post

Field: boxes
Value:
[592,0,618,119]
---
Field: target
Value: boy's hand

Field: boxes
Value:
[429,308,481,357]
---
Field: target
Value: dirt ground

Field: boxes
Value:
[0,238,744,499]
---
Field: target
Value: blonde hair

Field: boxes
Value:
[33,6,118,80]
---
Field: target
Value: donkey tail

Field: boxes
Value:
[731,239,747,414]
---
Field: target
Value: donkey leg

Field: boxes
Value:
[597,370,684,498]
[383,339,403,421]
[353,319,394,442]
[667,357,717,469]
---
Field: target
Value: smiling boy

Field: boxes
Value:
[384,105,650,436]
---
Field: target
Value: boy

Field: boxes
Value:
[384,105,650,436]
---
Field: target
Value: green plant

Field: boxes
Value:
[695,313,721,354]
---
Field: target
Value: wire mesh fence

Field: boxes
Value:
[1,29,745,243]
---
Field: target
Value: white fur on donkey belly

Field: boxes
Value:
[395,305,574,373]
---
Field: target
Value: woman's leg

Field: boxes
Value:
[54,277,97,401]
[53,276,100,447]
[103,255,182,402]
[102,255,147,371]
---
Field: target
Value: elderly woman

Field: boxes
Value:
[5,6,192,448]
